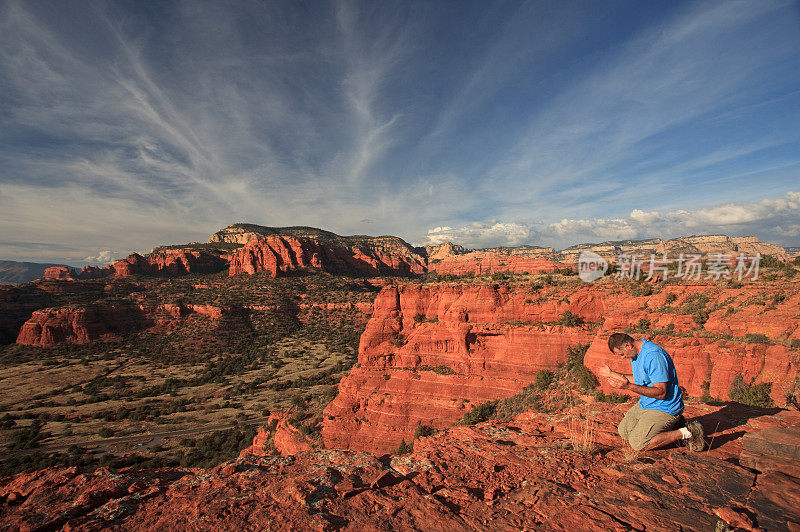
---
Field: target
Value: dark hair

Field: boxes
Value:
[608,332,634,352]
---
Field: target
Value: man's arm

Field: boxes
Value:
[598,364,634,389]
[616,380,667,400]
[598,364,632,380]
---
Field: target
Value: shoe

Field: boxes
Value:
[686,420,705,452]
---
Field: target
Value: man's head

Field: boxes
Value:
[608,332,638,359]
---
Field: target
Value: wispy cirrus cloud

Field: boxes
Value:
[0,1,799,264]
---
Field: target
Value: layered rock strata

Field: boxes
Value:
[228,236,426,277]
[15,304,151,348]
[321,284,602,453]
[324,281,800,454]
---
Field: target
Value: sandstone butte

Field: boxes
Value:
[227,235,428,277]
[558,234,789,264]
[428,252,567,276]
[14,304,149,348]
[321,282,800,455]
[14,301,373,348]
[240,412,315,457]
[1,401,798,531]
[39,249,231,281]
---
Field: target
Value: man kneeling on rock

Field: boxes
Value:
[599,333,705,452]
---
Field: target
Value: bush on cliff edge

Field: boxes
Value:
[729,376,774,408]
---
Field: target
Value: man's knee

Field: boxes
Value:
[628,434,651,451]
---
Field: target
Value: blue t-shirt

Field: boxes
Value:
[631,339,684,415]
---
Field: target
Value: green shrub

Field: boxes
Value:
[413,424,436,440]
[396,439,412,455]
[681,294,709,315]
[627,318,651,333]
[390,334,407,347]
[785,376,800,410]
[557,310,583,327]
[534,370,554,390]
[729,375,774,408]
[760,254,784,269]
[630,283,653,297]
[456,400,498,426]
[419,365,456,375]
[493,384,543,420]
[664,293,678,304]
[594,391,629,403]
[693,309,709,326]
[290,394,307,409]
[744,333,770,344]
[565,344,598,391]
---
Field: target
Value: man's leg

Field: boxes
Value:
[626,409,681,451]
[642,429,683,450]
[618,403,642,442]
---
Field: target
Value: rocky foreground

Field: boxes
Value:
[1,401,798,531]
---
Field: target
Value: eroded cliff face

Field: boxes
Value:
[12,299,371,348]
[560,234,788,264]
[429,254,567,276]
[239,413,314,457]
[322,280,800,454]
[110,249,229,278]
[228,236,426,277]
[15,304,151,348]
[321,283,602,454]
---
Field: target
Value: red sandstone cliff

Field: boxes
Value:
[15,304,151,348]
[13,302,237,348]
[240,413,315,457]
[42,266,78,281]
[228,236,426,277]
[321,283,602,454]
[110,249,229,278]
[429,253,568,276]
[323,280,800,454]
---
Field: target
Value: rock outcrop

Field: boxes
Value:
[430,253,568,276]
[740,409,800,479]
[15,304,151,348]
[0,285,55,345]
[228,236,426,277]
[560,234,788,264]
[13,302,235,348]
[323,280,800,454]
[321,284,602,454]
[1,402,798,531]
[110,249,229,278]
[423,242,470,261]
[240,413,315,457]
[42,266,78,281]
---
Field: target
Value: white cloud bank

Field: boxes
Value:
[82,250,121,265]
[425,191,800,249]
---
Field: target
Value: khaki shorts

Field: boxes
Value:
[618,403,682,451]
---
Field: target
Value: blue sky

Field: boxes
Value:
[1,0,799,265]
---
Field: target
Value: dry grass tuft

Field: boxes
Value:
[568,410,597,455]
